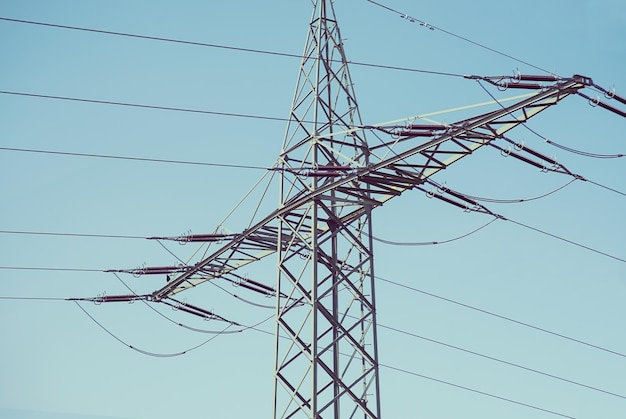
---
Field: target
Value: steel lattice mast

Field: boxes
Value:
[94,2,626,419]
[273,1,381,417]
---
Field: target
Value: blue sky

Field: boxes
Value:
[1,1,625,418]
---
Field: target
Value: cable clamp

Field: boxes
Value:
[390,127,402,139]
[94,292,105,305]
[177,229,193,245]
[132,263,146,278]
[540,157,559,172]
[404,116,417,129]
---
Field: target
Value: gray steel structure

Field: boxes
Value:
[273,1,380,417]
[97,1,626,418]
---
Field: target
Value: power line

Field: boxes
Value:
[110,271,274,332]
[244,323,578,418]
[0,90,292,121]
[505,217,626,263]
[380,363,575,419]
[366,0,552,74]
[421,180,626,262]
[378,322,626,400]
[0,147,270,170]
[376,275,626,359]
[428,178,578,204]
[3,140,623,202]
[0,17,465,78]
[586,178,626,197]
[71,291,576,417]
[4,261,624,359]
[73,300,231,357]
[369,217,497,246]
[0,17,302,58]
[0,296,70,301]
[4,200,624,272]
[0,229,147,240]
[0,147,626,207]
[6,287,626,403]
[419,178,626,263]
[0,266,104,273]
[74,297,277,357]
[1,6,620,419]
[250,323,578,418]
[372,211,625,263]
[0,293,583,417]
[1,146,624,200]
[545,138,625,159]
[4,274,623,401]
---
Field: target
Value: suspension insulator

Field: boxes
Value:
[99,295,138,303]
[405,124,447,131]
[399,130,436,137]
[504,82,543,89]
[307,171,342,177]
[134,266,189,275]
[516,74,559,82]
[315,165,351,171]
[181,234,230,242]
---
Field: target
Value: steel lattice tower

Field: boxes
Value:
[95,2,626,419]
[273,1,381,418]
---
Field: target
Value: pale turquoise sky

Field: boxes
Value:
[1,1,625,418]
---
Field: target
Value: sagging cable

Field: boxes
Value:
[74,300,232,357]
[368,217,498,246]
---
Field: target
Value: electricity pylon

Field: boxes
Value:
[273,0,381,417]
[99,1,626,418]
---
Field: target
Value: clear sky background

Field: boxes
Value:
[1,1,625,418]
